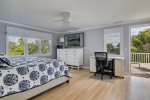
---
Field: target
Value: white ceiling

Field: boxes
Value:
[0,0,150,33]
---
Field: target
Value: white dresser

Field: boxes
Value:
[57,48,83,70]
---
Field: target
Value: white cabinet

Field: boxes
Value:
[57,48,83,70]
[114,59,124,77]
[90,57,96,72]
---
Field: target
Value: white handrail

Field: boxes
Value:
[131,53,150,63]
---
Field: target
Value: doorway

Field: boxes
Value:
[130,25,150,78]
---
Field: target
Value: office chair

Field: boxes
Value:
[94,52,114,79]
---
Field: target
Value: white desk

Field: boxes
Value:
[90,56,124,78]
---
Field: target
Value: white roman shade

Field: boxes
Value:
[6,26,52,40]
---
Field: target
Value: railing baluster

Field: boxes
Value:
[145,54,146,63]
[134,53,135,62]
[143,54,144,63]
[141,54,144,63]
[144,53,145,63]
[146,54,147,63]
[135,53,136,62]
[131,53,150,63]
[138,54,139,62]
[148,54,150,63]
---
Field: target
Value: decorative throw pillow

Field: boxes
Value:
[0,53,4,56]
[0,59,4,65]
[0,54,11,66]
[0,54,12,69]
[0,53,4,65]
[1,57,11,65]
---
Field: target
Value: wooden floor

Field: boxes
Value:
[31,69,150,100]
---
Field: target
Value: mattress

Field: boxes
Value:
[0,57,71,98]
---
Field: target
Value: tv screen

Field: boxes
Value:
[64,33,84,48]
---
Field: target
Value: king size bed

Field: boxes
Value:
[0,57,71,100]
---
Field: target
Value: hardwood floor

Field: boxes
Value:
[31,69,150,100]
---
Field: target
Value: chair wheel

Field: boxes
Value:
[66,80,69,83]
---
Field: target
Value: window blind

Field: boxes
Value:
[6,26,52,40]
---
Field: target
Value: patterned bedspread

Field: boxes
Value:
[0,57,71,97]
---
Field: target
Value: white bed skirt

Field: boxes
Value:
[0,76,69,100]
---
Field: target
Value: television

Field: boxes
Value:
[64,33,84,48]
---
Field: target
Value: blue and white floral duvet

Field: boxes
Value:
[0,57,71,97]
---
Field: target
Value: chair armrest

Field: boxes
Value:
[108,59,114,69]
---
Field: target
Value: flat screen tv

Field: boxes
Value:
[64,33,84,48]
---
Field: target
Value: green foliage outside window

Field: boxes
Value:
[131,29,150,53]
[107,43,120,55]
[41,40,50,54]
[28,39,39,55]
[8,37,24,56]
[8,36,51,56]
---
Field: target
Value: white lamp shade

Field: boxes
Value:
[60,37,64,42]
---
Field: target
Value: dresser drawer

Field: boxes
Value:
[57,48,83,67]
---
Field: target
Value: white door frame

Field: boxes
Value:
[129,23,150,74]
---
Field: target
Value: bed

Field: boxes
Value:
[0,57,71,100]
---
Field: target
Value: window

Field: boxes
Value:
[28,38,40,55]
[7,36,25,56]
[41,40,50,54]
[6,26,52,57]
[104,27,123,56]
[7,36,51,57]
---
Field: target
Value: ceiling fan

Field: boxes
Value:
[52,12,71,22]
[52,11,79,32]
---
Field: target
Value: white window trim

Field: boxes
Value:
[104,27,123,57]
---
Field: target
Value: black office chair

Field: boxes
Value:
[94,52,114,79]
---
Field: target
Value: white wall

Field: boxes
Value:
[83,29,104,68]
[0,22,6,54]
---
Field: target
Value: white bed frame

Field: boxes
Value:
[0,76,69,100]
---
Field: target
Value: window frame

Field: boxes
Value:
[6,36,52,57]
[27,38,40,56]
[40,39,51,56]
[129,23,150,74]
[104,27,123,56]
[6,36,25,57]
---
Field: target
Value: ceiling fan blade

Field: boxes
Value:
[53,19,71,22]
[52,12,71,22]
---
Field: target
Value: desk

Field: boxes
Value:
[90,56,124,78]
